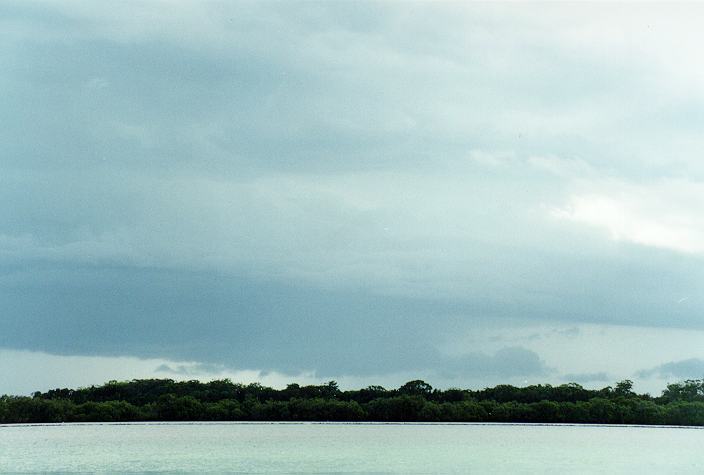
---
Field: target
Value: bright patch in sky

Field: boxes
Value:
[553,179,704,254]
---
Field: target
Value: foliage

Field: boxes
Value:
[2,378,703,425]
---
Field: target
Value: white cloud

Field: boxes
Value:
[552,179,704,254]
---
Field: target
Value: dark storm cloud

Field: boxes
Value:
[2,256,704,378]
[0,264,459,375]
[3,1,704,385]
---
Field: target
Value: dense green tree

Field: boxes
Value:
[367,396,427,421]
[437,388,469,403]
[587,398,618,423]
[530,400,561,423]
[660,380,704,403]
[155,395,204,421]
[397,380,433,398]
[204,399,243,421]
[344,385,389,404]
[613,380,635,398]
[4,377,704,425]
[77,401,144,422]
[663,401,704,425]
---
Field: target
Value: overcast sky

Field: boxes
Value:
[3,2,704,395]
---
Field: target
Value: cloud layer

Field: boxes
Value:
[3,2,704,393]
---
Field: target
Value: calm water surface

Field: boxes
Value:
[1,422,702,473]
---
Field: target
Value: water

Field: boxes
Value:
[1,422,703,473]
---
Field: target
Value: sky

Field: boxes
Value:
[2,1,704,396]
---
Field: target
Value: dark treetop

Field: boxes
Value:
[2,378,704,425]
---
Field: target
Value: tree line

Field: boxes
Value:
[2,378,704,425]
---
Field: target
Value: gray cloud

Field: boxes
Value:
[441,347,552,379]
[637,359,704,380]
[2,2,704,388]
